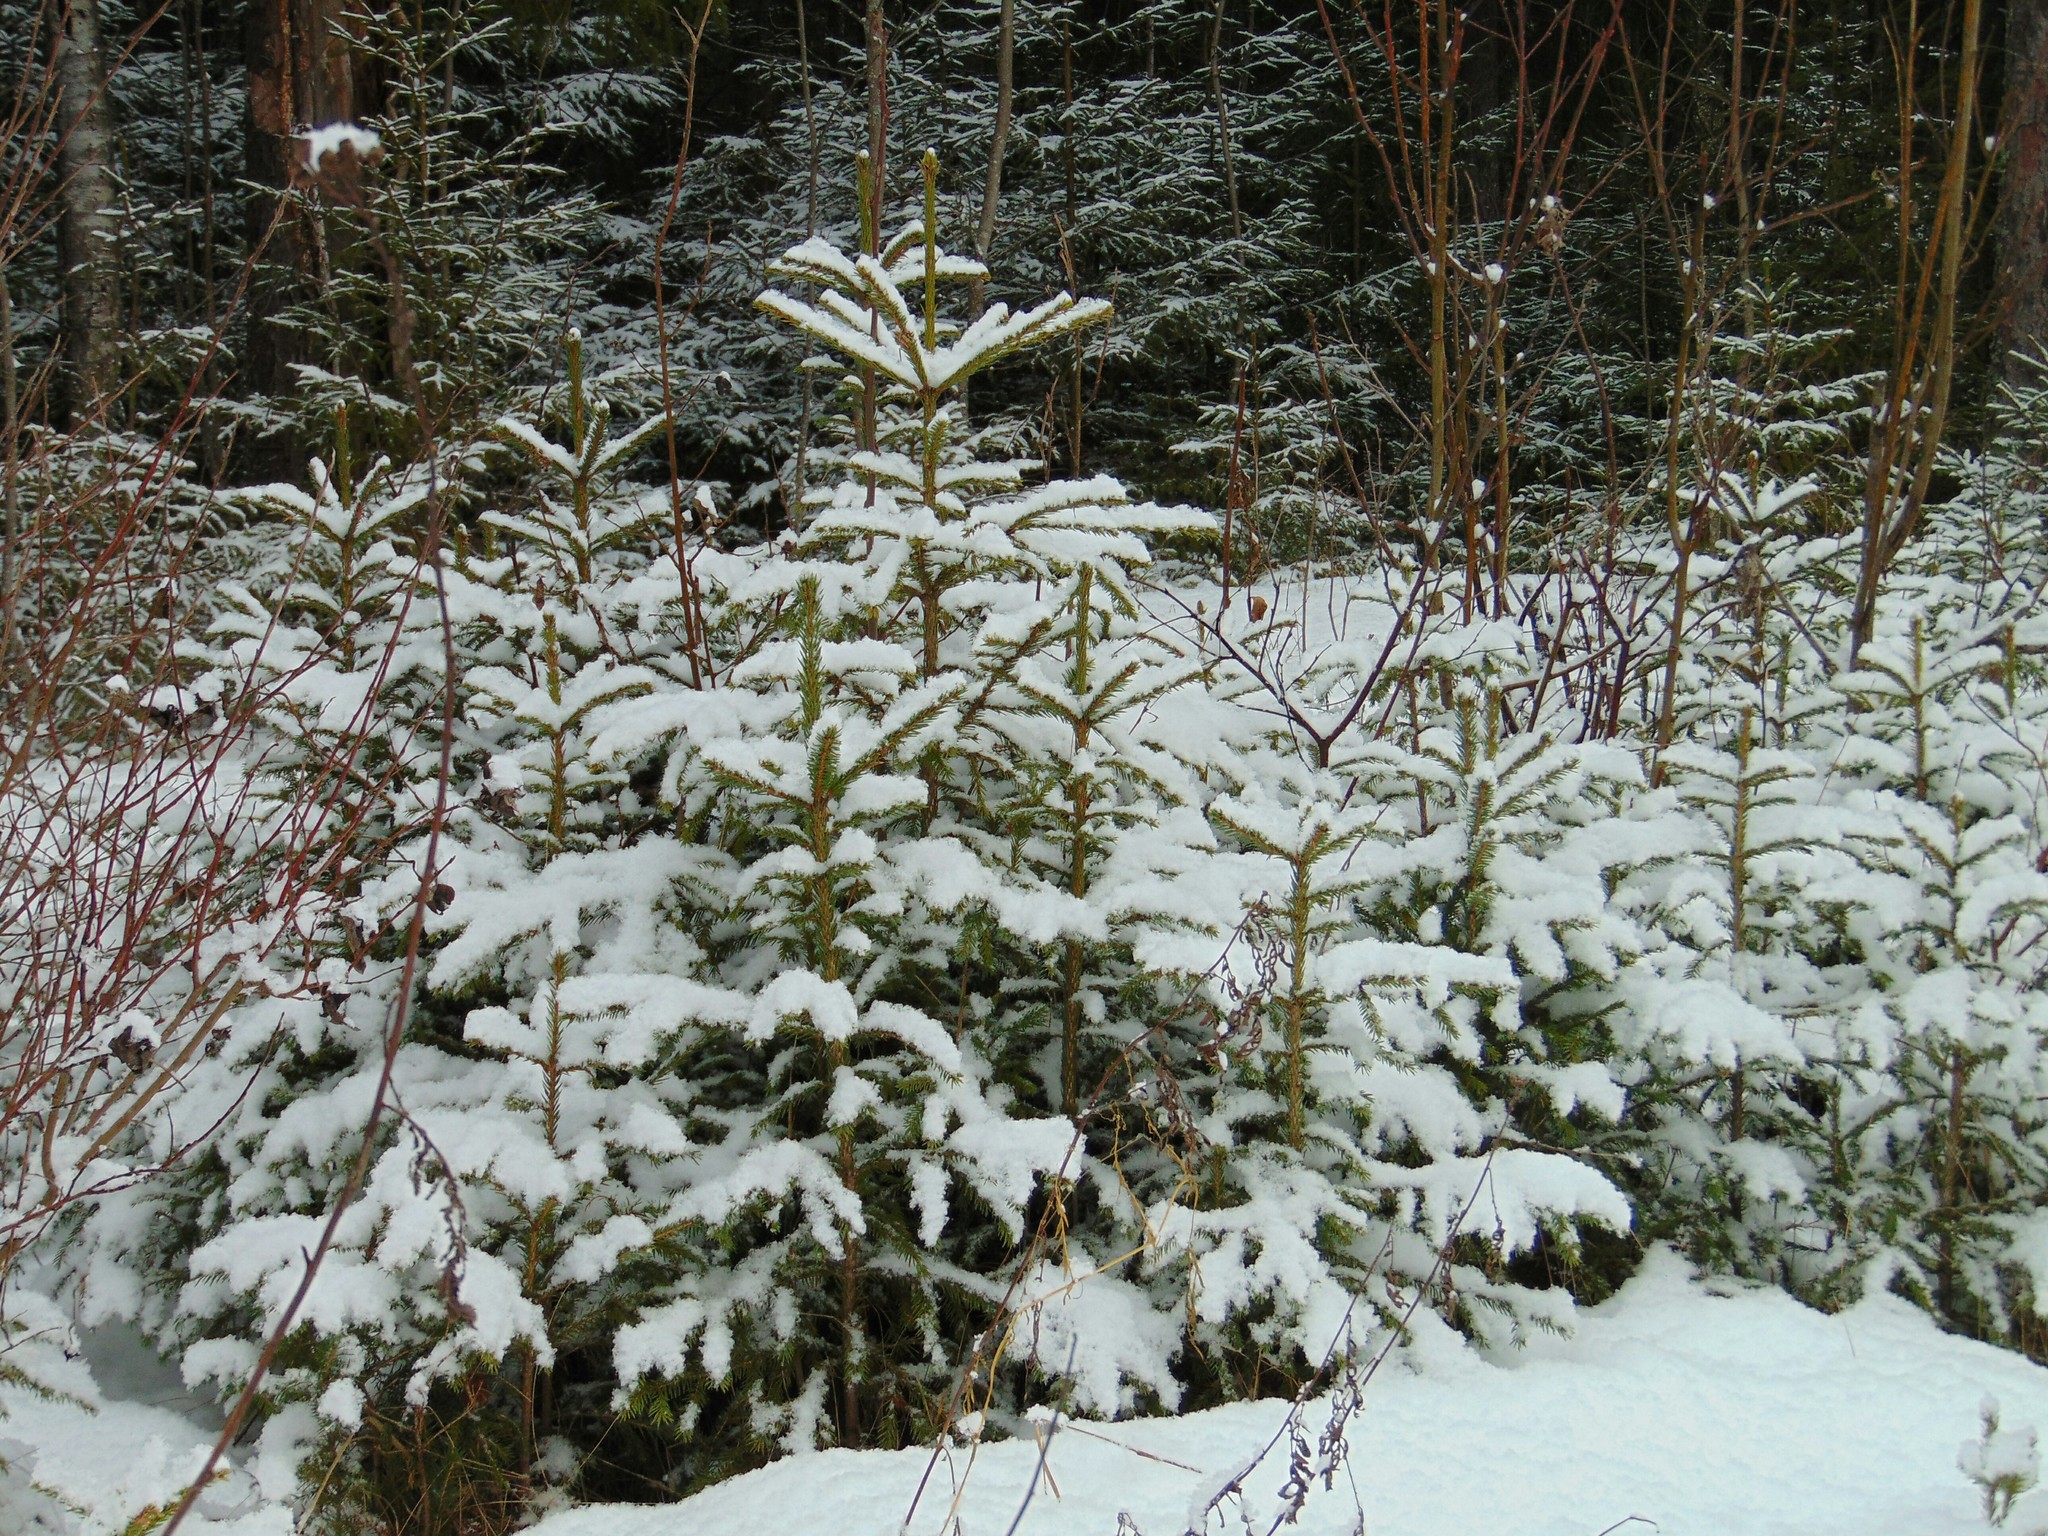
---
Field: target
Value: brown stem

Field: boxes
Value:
[972,0,1016,321]
[654,0,715,686]
[0,266,17,681]
[866,0,890,237]
[1940,1044,1970,1315]
[1207,0,1242,242]
[1852,0,1983,657]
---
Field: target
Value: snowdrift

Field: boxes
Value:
[526,1252,2048,1536]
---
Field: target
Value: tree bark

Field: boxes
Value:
[51,0,121,423]
[1461,0,1512,225]
[792,0,818,520]
[1208,0,1242,243]
[243,0,363,412]
[1997,0,2048,373]
[1851,0,1984,657]
[864,0,888,239]
[972,0,1014,305]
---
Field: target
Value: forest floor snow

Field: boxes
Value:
[533,1249,2048,1536]
[4,1248,2047,1533]
[0,1292,280,1533]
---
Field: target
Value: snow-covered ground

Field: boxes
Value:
[531,1251,2048,1536]
[0,1295,282,1533]
[6,1250,2047,1534]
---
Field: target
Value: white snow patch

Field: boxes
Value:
[299,123,381,172]
[529,1250,2048,1536]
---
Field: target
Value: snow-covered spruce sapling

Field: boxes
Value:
[1665,713,1814,1125]
[1317,660,1641,1338]
[581,169,1194,1449]
[1644,708,1848,1271]
[1003,558,1208,1117]
[204,445,452,921]
[754,147,1213,1115]
[189,448,449,1058]
[485,327,670,591]
[1961,1397,2042,1528]
[1208,769,1380,1153]
[1150,767,1422,1378]
[692,567,965,1440]
[1836,613,2009,808]
[463,608,654,857]
[1812,585,2048,1330]
[68,372,698,1517]
[758,148,1110,675]
[233,451,423,669]
[1851,790,2048,1330]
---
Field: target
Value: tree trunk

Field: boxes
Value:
[243,0,362,414]
[51,0,121,423]
[1851,0,1984,658]
[1207,0,1242,243]
[1997,0,2048,374]
[972,0,1014,312]
[1462,0,1512,226]
[864,0,888,237]
[858,0,887,475]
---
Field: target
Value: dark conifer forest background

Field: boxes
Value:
[5,1,2048,1531]
[7,0,2044,529]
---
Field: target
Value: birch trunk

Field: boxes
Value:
[52,0,121,422]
